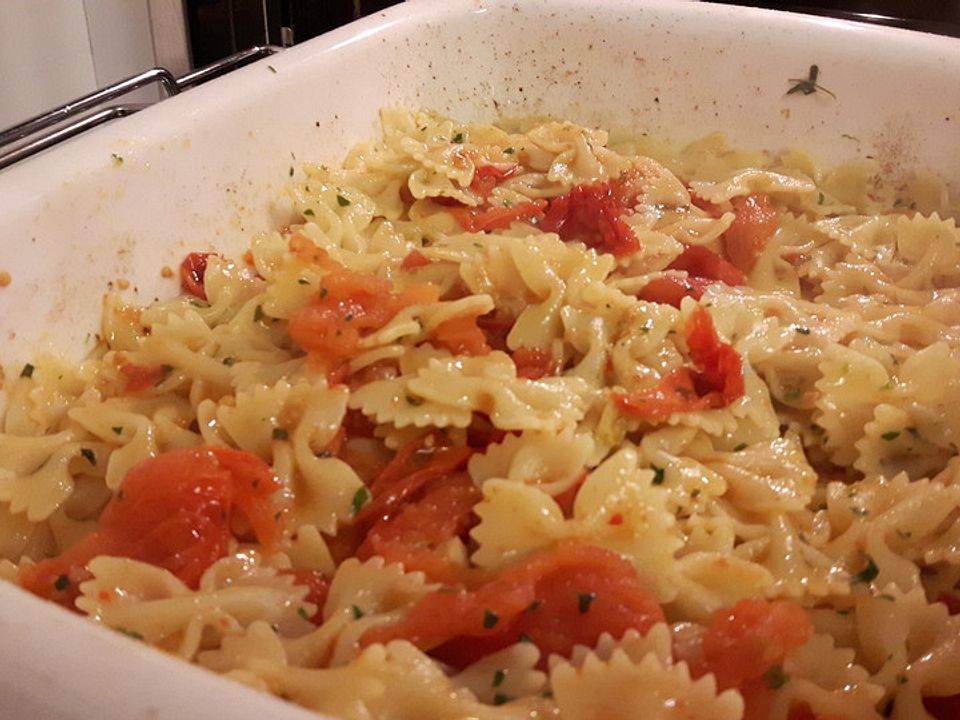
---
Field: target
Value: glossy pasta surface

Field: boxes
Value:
[3,109,960,720]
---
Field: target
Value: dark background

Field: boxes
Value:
[186,0,960,68]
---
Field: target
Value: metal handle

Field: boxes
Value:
[0,45,279,171]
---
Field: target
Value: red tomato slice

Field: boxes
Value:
[432,315,491,356]
[476,311,515,352]
[400,250,433,271]
[697,598,811,690]
[511,347,555,380]
[119,362,169,392]
[449,200,546,232]
[613,306,744,419]
[364,541,664,669]
[689,191,726,218]
[551,471,587,518]
[180,252,215,300]
[289,267,439,375]
[19,446,282,604]
[540,179,639,257]
[637,276,716,308]
[470,164,519,198]
[669,245,746,287]
[357,472,480,584]
[723,193,779,275]
[277,568,330,622]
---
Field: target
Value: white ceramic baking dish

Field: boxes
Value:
[1,1,958,718]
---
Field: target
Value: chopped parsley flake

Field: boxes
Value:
[452,132,464,143]
[763,666,789,689]
[896,674,908,685]
[786,64,836,99]
[881,431,900,441]
[297,278,309,285]
[852,557,879,584]
[222,356,236,366]
[794,326,811,335]
[80,448,96,465]
[733,442,748,452]
[504,147,514,154]
[577,592,596,614]
[651,465,665,485]
[272,427,289,441]
[297,607,310,620]
[111,153,124,166]
[20,363,34,378]
[492,693,510,706]
[54,575,70,592]
[405,394,423,408]
[526,600,542,613]
[492,669,506,687]
[483,609,500,629]
[336,194,351,207]
[344,313,354,322]
[421,237,431,247]
[351,486,370,514]
[111,426,123,435]
[352,604,364,619]
[517,633,532,643]
[117,627,144,641]
[878,593,895,601]
[253,305,265,322]
[303,208,315,216]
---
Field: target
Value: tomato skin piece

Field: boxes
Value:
[357,472,480,584]
[289,267,439,375]
[400,250,433,272]
[449,200,546,232]
[180,252,215,300]
[278,568,330,622]
[19,446,282,603]
[511,347,555,380]
[540,180,639,257]
[613,306,744,419]
[637,276,715,308]
[668,245,747,287]
[119,362,168,392]
[432,315,491,356]
[364,542,664,669]
[699,598,811,691]
[689,191,726,219]
[723,193,779,275]
[470,164,519,198]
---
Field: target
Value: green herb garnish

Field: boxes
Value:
[20,363,34,378]
[492,669,506,687]
[786,65,836,99]
[483,609,499,629]
[492,693,510,706]
[733,442,748,452]
[352,486,369,514]
[881,431,900,441]
[222,356,236,366]
[54,575,70,592]
[852,557,879,584]
[253,305,265,322]
[272,427,289,441]
[297,606,310,620]
[763,666,789,689]
[452,132,464,143]
[111,153,124,166]
[303,208,315,216]
[336,194,351,207]
[794,326,811,335]
[352,604,364,619]
[577,592,596,614]
[80,448,96,465]
[117,627,144,641]
[651,465,665,485]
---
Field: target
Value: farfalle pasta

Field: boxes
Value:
[3,108,960,720]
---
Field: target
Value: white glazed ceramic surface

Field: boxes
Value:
[0,1,958,718]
